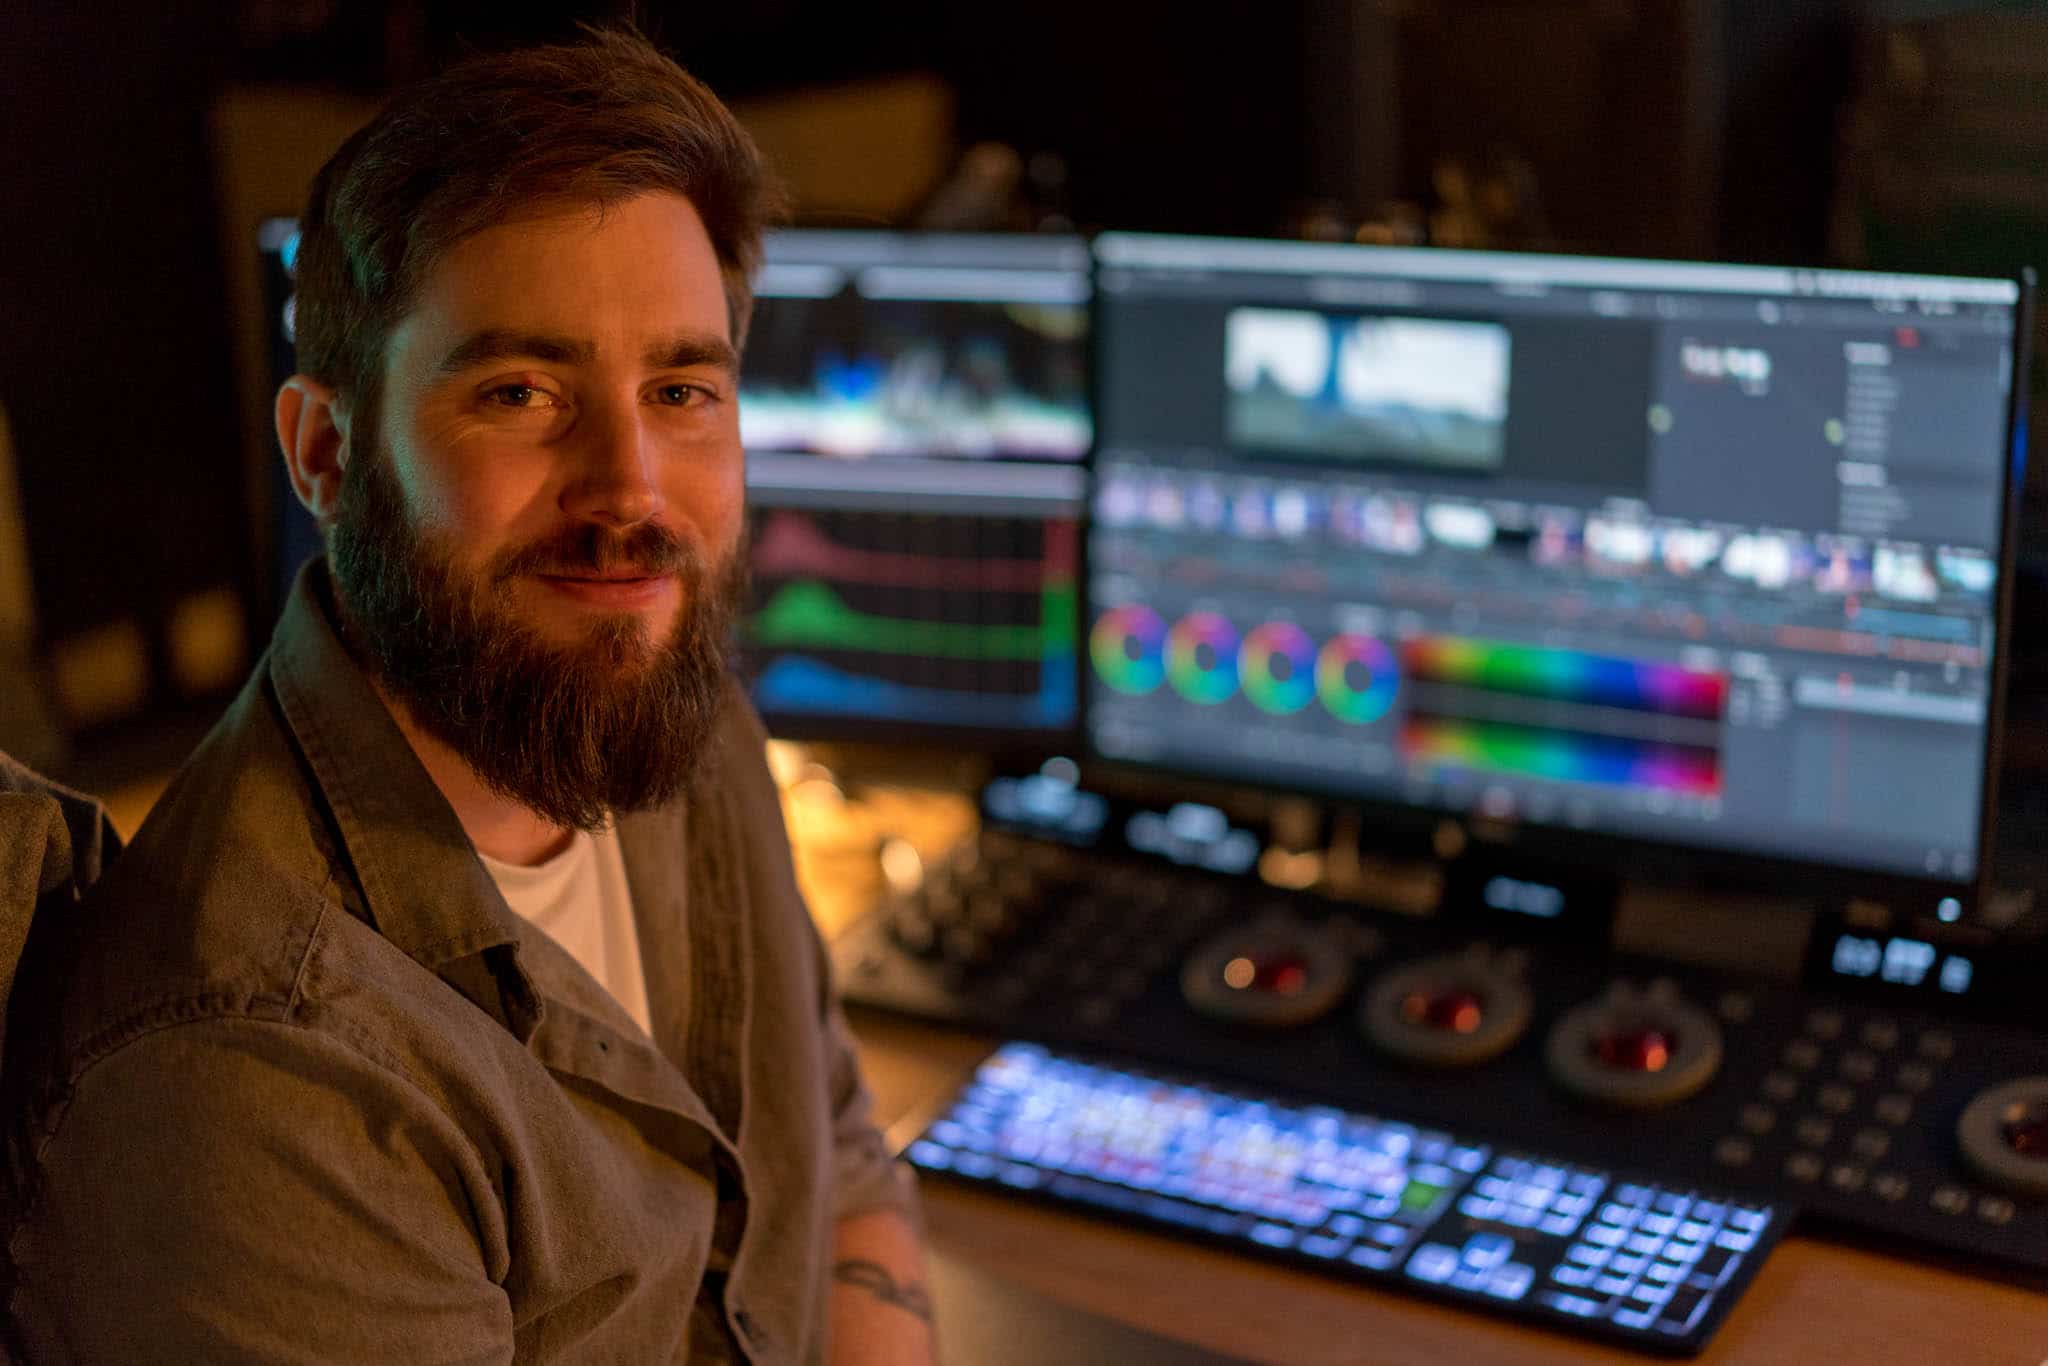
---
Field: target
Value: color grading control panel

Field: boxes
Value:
[836,816,2048,1302]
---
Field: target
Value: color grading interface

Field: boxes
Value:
[1087,234,2022,882]
[740,232,1090,738]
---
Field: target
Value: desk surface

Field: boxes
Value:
[848,1013,2046,1366]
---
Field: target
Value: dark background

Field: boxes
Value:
[2,0,2042,773]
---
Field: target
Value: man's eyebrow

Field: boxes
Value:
[433,330,595,378]
[430,329,738,379]
[646,332,739,374]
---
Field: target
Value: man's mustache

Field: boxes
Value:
[490,524,697,583]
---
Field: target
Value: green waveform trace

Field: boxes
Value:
[748,579,1078,659]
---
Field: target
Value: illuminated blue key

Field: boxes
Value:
[1347,1245,1396,1271]
[908,1141,952,1169]
[1249,1223,1295,1249]
[1552,1264,1592,1287]
[1486,1263,1535,1300]
[1406,1244,1460,1284]
[1300,1234,1351,1260]
[1460,1233,1515,1270]
[1613,1308,1657,1330]
[1542,1292,1601,1317]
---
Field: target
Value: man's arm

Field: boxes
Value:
[14,1015,512,1365]
[829,1206,937,1365]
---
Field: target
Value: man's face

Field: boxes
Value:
[326,191,749,830]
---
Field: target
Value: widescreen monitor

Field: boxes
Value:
[1086,232,2029,901]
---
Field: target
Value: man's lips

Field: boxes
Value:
[534,571,677,607]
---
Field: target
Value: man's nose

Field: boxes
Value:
[560,397,665,529]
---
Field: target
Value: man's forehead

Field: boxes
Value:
[389,194,733,371]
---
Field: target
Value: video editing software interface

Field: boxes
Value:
[1087,235,2022,885]
[739,231,1090,739]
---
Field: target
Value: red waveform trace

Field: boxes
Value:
[753,510,1075,589]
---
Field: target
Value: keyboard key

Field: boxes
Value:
[1542,1291,1602,1318]
[1407,1244,1460,1284]
[1693,1246,1737,1284]
[1594,1274,1635,1296]
[1249,1222,1295,1249]
[1486,1263,1535,1301]
[908,1140,953,1169]
[1626,1233,1665,1256]
[1539,1213,1582,1237]
[1597,1202,1638,1225]
[1613,1307,1658,1330]
[1586,1225,1624,1247]
[1608,1254,1647,1276]
[1658,1286,1710,1330]
[1347,1245,1396,1271]
[1457,1196,1503,1221]
[1461,1233,1515,1269]
[1565,1243,1609,1267]
[1552,1264,1593,1287]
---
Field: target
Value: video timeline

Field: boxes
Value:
[1093,465,1997,613]
[743,507,1078,735]
[1090,607,1727,802]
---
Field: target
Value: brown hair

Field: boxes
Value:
[292,25,776,438]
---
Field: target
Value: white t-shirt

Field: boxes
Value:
[480,826,651,1037]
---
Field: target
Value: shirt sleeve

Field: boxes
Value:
[810,916,924,1228]
[12,1015,514,1366]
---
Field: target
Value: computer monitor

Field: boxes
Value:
[1086,233,2029,901]
[739,230,1090,747]
[258,222,1093,753]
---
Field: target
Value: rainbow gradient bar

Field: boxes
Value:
[1400,713,1722,796]
[1240,621,1317,714]
[1090,604,1167,695]
[1167,611,1240,705]
[1402,636,1727,721]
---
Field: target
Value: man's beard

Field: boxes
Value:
[327,443,747,833]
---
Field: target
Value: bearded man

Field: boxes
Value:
[2,28,931,1365]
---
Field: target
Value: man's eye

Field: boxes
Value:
[485,383,554,409]
[655,383,709,407]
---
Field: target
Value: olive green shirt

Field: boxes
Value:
[4,563,915,1363]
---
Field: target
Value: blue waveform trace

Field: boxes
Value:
[753,652,1076,729]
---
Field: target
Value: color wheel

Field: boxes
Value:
[1090,604,1167,695]
[1317,633,1400,724]
[1168,611,1241,705]
[1240,621,1318,714]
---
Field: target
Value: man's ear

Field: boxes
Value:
[275,375,354,525]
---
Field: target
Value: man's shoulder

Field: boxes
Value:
[40,666,351,1063]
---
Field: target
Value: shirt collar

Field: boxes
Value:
[267,558,528,976]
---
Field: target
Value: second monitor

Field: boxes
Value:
[739,230,1091,747]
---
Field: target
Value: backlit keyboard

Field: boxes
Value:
[908,1042,1789,1355]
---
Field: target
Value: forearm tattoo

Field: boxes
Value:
[832,1259,934,1324]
